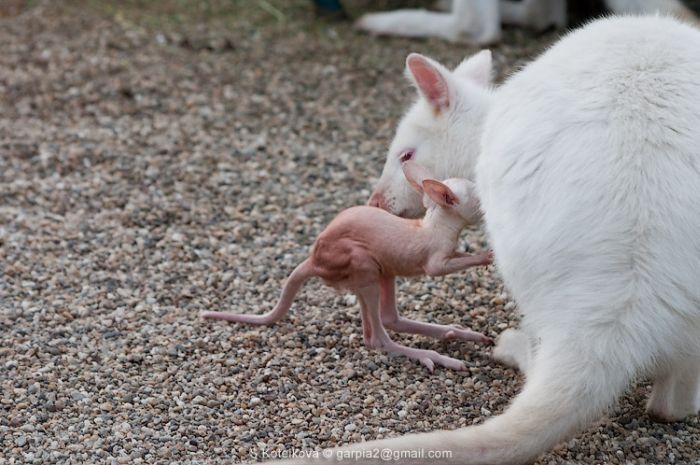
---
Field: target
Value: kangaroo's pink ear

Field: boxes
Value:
[402,161,433,193]
[422,179,459,208]
[406,53,451,113]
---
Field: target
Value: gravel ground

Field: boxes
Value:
[1,1,698,464]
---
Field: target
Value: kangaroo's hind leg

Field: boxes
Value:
[647,355,700,422]
[280,332,633,465]
[492,328,533,374]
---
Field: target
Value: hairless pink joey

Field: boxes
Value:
[201,161,493,372]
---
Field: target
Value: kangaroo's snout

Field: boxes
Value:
[368,191,387,210]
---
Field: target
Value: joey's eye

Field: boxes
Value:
[399,149,414,163]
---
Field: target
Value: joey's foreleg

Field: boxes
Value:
[379,276,491,344]
[425,250,493,277]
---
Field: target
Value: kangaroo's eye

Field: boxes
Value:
[399,149,414,163]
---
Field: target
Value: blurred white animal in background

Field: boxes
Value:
[356,0,696,43]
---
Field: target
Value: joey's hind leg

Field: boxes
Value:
[357,292,375,348]
[647,356,700,422]
[357,284,466,372]
[379,275,492,344]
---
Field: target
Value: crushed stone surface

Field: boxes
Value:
[1,1,698,464]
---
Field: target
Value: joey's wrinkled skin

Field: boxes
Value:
[202,162,491,371]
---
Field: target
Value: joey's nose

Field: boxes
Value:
[368,191,386,210]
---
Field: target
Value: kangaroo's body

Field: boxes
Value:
[288,15,700,465]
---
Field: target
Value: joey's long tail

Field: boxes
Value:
[200,258,315,325]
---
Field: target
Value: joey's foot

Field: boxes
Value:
[384,317,492,344]
[361,320,374,348]
[365,335,384,350]
[416,350,466,372]
[443,324,493,345]
[383,343,466,372]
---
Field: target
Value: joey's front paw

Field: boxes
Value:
[473,250,494,266]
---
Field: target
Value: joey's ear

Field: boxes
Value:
[422,179,459,208]
[405,53,451,113]
[402,161,434,193]
[454,50,492,86]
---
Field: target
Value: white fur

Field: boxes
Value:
[606,0,695,19]
[500,0,567,31]
[280,15,700,465]
[356,0,503,44]
[370,51,493,218]
[356,0,695,44]
[474,16,700,461]
[490,328,531,372]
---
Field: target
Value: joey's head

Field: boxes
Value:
[402,161,482,225]
[368,50,494,218]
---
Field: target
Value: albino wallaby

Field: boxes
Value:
[202,162,492,371]
[280,14,700,465]
[367,50,493,217]
[356,0,696,44]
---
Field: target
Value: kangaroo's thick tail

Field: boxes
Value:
[200,258,315,325]
[273,337,633,465]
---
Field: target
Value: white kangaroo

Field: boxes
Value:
[356,0,696,44]
[280,15,700,465]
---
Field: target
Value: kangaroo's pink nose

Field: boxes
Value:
[368,191,386,210]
